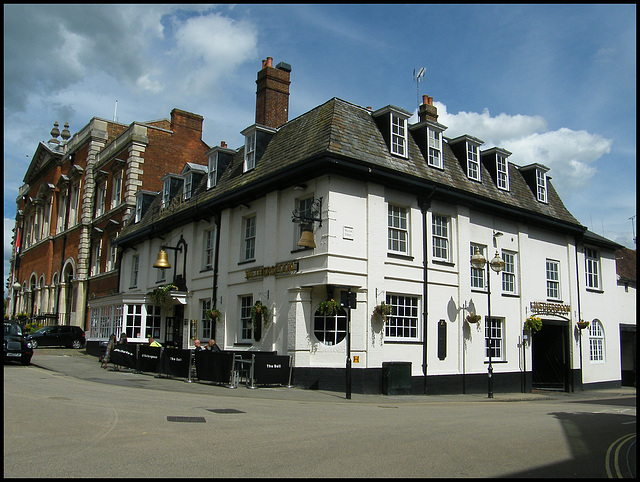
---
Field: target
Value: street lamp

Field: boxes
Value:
[470,243,505,398]
[11,281,21,318]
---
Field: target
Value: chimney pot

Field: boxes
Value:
[266,56,273,68]
[221,141,227,148]
[422,95,429,105]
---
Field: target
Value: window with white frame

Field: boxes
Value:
[162,179,171,208]
[240,295,253,342]
[91,239,102,276]
[470,244,486,289]
[208,152,218,188]
[546,259,560,299]
[131,254,139,287]
[391,114,407,157]
[203,228,215,270]
[111,172,122,209]
[244,132,256,172]
[57,191,67,233]
[314,305,347,346]
[384,294,420,340]
[496,154,509,190]
[43,197,52,238]
[69,183,80,227]
[585,248,600,290]
[427,127,443,168]
[388,205,409,254]
[588,320,605,362]
[145,304,162,339]
[485,317,504,361]
[536,169,548,203]
[96,183,106,217]
[125,304,142,339]
[243,215,256,261]
[184,173,193,200]
[467,142,481,181]
[432,215,450,261]
[201,299,212,340]
[107,238,117,272]
[501,250,517,294]
[33,206,42,242]
[135,195,143,223]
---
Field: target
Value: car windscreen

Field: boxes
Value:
[3,323,23,336]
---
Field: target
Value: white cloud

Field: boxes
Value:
[435,103,613,192]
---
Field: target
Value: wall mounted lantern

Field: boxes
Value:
[154,234,188,290]
[292,197,323,248]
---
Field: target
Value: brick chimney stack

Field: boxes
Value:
[418,94,438,122]
[255,56,291,129]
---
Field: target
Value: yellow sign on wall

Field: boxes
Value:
[353,356,359,363]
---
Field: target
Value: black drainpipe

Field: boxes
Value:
[573,234,584,392]
[418,187,436,394]
[211,211,222,338]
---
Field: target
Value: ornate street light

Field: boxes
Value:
[470,243,505,398]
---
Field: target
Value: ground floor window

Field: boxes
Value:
[385,294,419,340]
[240,296,253,342]
[314,307,347,346]
[89,304,123,339]
[145,304,162,339]
[201,299,212,339]
[125,304,143,339]
[485,317,504,361]
[589,320,605,362]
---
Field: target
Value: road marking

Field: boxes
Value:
[605,433,636,478]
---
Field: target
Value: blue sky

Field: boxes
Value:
[3,4,636,292]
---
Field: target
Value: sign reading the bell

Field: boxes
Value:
[245,261,298,280]
[530,301,571,316]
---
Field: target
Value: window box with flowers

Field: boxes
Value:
[318,299,341,316]
[524,315,542,333]
[373,302,393,322]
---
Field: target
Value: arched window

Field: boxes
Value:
[588,319,605,362]
[313,307,347,346]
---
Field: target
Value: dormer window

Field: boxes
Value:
[135,195,143,223]
[536,169,547,203]
[496,153,509,191]
[162,178,171,208]
[244,131,256,172]
[467,141,481,181]
[183,173,193,200]
[372,106,411,159]
[391,114,407,157]
[208,152,218,188]
[427,126,444,168]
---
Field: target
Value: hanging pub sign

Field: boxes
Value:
[245,261,298,280]
[529,301,571,316]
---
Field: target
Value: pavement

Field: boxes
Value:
[28,346,637,405]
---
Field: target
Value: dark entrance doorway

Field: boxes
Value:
[164,305,184,348]
[532,321,569,391]
[620,324,636,387]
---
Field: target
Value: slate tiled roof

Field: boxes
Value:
[118,97,583,245]
[616,247,636,285]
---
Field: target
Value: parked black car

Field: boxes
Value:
[4,321,34,365]
[25,325,86,349]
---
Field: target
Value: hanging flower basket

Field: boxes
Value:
[373,302,393,322]
[577,320,590,330]
[206,308,222,320]
[466,313,481,324]
[251,301,270,329]
[319,299,341,316]
[151,284,178,305]
[524,315,542,332]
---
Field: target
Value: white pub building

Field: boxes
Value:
[88,58,635,395]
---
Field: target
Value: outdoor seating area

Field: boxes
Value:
[103,344,293,389]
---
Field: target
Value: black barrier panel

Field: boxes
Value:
[159,348,191,378]
[138,345,162,373]
[252,355,291,386]
[194,351,234,383]
[108,344,137,369]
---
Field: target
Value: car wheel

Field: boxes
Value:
[30,340,38,349]
[71,339,82,349]
[22,358,31,366]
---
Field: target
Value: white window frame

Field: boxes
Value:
[467,141,481,181]
[391,114,408,157]
[131,254,139,288]
[384,294,420,341]
[57,191,67,233]
[96,182,106,217]
[69,183,80,227]
[470,243,486,290]
[135,195,143,223]
[546,259,560,300]
[585,247,600,290]
[203,228,215,270]
[588,320,605,362]
[536,169,548,203]
[496,154,509,191]
[240,295,253,342]
[107,237,117,272]
[162,179,171,208]
[201,299,212,340]
[145,304,162,340]
[244,131,256,172]
[485,317,505,361]
[111,172,122,209]
[427,126,443,168]
[208,152,218,189]
[184,173,193,200]
[501,250,517,294]
[388,204,409,255]
[125,304,143,340]
[243,215,256,261]
[91,239,102,276]
[432,215,450,262]
[314,306,347,346]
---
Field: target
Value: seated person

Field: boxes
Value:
[193,339,203,351]
[148,336,162,347]
[206,338,221,352]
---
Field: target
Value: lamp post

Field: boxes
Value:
[12,281,21,319]
[470,243,505,398]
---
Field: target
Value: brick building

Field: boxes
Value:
[7,109,209,331]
